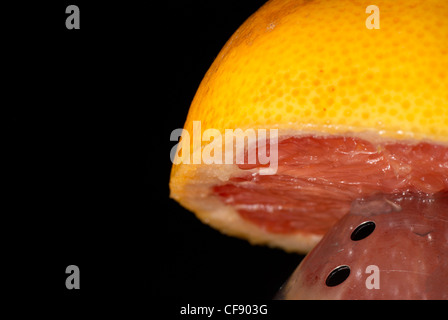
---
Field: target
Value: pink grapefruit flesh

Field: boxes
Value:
[213,136,448,235]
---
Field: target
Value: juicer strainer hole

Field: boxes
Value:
[325,265,350,287]
[351,221,376,241]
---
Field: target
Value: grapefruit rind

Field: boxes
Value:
[169,0,448,253]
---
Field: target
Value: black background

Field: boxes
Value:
[5,1,446,314]
[5,0,304,301]
[150,0,304,300]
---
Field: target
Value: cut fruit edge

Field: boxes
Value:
[169,129,448,254]
[170,163,323,253]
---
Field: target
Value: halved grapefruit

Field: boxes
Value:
[169,0,448,255]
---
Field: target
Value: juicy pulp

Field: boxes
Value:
[213,136,448,235]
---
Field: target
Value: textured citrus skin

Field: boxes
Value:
[181,0,448,145]
[169,0,448,251]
